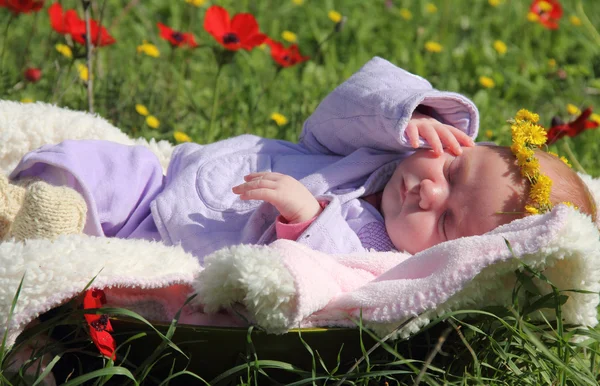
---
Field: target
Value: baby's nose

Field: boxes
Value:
[418,179,448,211]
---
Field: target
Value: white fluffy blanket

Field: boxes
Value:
[1,101,599,349]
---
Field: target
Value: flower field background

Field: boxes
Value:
[3,0,600,385]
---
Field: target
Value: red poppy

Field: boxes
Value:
[530,0,563,30]
[546,107,599,145]
[0,0,44,14]
[48,3,115,47]
[265,38,310,67]
[24,67,42,82]
[157,23,198,48]
[203,5,267,51]
[83,289,116,360]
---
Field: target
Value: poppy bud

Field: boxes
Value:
[24,68,42,83]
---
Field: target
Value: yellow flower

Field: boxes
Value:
[517,151,539,179]
[515,109,539,123]
[485,129,494,139]
[185,0,206,6]
[424,41,442,53]
[135,104,149,116]
[530,174,552,208]
[537,1,553,12]
[174,131,192,143]
[328,10,342,23]
[569,15,582,26]
[137,40,160,58]
[527,12,539,22]
[493,40,507,55]
[425,3,437,13]
[560,156,571,167]
[398,8,413,20]
[282,31,297,43]
[270,112,288,126]
[525,205,539,215]
[522,122,547,146]
[292,0,304,5]
[562,201,578,209]
[55,43,73,59]
[548,58,557,68]
[146,115,160,129]
[76,63,89,81]
[566,103,581,116]
[488,0,502,6]
[590,113,600,125]
[479,76,495,89]
[20,98,34,103]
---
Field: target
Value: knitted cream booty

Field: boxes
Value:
[9,180,87,241]
[0,175,26,239]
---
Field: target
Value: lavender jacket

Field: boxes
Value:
[11,57,479,261]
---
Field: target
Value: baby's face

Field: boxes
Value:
[381,146,527,254]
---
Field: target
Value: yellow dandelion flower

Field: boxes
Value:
[548,58,557,68]
[525,205,539,215]
[518,155,540,179]
[20,98,34,103]
[527,12,539,22]
[174,131,192,143]
[485,129,494,139]
[537,1,553,12]
[548,151,558,157]
[76,63,89,81]
[518,121,547,146]
[270,112,288,126]
[479,76,495,89]
[185,0,206,6]
[135,104,149,116]
[566,103,581,116]
[515,109,540,123]
[562,201,579,209]
[282,31,297,43]
[292,0,304,5]
[488,0,502,6]
[424,41,442,53]
[560,156,571,167]
[146,115,160,129]
[55,43,73,59]
[590,113,600,125]
[137,40,160,58]
[569,15,582,26]
[530,175,552,207]
[398,8,413,20]
[493,40,507,55]
[328,10,342,23]
[425,3,437,13]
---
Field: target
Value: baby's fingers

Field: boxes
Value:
[405,122,420,149]
[436,125,463,156]
[243,172,283,182]
[446,126,475,147]
[232,178,278,195]
[418,124,444,156]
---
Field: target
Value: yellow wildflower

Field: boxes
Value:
[174,131,192,143]
[55,43,73,59]
[562,201,578,209]
[485,129,493,139]
[537,1,552,12]
[515,109,540,123]
[137,40,160,58]
[560,156,571,167]
[479,76,495,89]
[425,3,437,13]
[76,63,89,82]
[398,8,413,20]
[135,104,149,116]
[529,174,552,208]
[590,113,600,125]
[146,115,160,129]
[566,103,581,116]
[270,112,288,126]
[424,41,442,53]
[548,58,557,68]
[548,151,558,157]
[292,0,304,5]
[328,10,342,23]
[282,31,297,43]
[20,98,34,103]
[519,121,547,146]
[517,152,539,179]
[493,40,507,55]
[185,0,206,6]
[527,12,539,22]
[569,15,581,26]
[488,0,502,6]
[525,205,539,215]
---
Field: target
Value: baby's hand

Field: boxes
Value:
[232,172,322,224]
[406,111,474,156]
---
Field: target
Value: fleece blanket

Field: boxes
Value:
[1,100,600,351]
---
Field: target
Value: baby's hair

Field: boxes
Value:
[535,150,597,223]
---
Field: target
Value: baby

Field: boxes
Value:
[0,57,596,258]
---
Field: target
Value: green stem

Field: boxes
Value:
[209,64,223,139]
[0,14,15,69]
[561,141,587,174]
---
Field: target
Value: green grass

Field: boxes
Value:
[1,0,600,384]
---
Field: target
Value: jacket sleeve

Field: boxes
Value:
[299,57,480,156]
